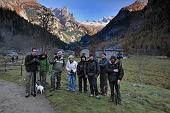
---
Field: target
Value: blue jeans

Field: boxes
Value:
[68,74,76,91]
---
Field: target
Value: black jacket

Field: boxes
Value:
[99,58,109,74]
[77,61,86,76]
[106,62,124,81]
[86,60,99,77]
[25,55,40,72]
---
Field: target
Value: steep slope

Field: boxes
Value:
[0,0,41,20]
[92,0,170,56]
[94,0,148,41]
[52,7,105,42]
[123,0,170,56]
[0,8,66,51]
[0,0,108,43]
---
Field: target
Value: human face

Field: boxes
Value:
[101,54,106,59]
[111,59,116,64]
[89,56,94,60]
[32,49,37,56]
[82,57,86,61]
[42,55,46,58]
[69,58,74,63]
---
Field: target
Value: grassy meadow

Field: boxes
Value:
[0,55,170,113]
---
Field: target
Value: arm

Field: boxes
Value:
[49,58,55,65]
[118,64,124,80]
[95,60,100,75]
[106,63,114,73]
[63,59,65,68]
[46,59,49,71]
[66,61,71,72]
[77,62,80,75]
[72,61,78,73]
[24,56,34,66]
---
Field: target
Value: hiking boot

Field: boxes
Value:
[72,89,76,92]
[25,93,30,98]
[108,99,114,102]
[67,88,71,91]
[118,101,122,105]
[96,95,100,99]
[31,92,36,97]
[89,94,94,97]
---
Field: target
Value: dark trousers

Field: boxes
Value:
[109,79,121,102]
[51,71,62,89]
[100,73,108,95]
[78,75,87,92]
[25,72,36,94]
[40,71,47,85]
[88,76,99,96]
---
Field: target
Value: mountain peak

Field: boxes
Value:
[122,0,148,12]
[53,6,75,22]
[80,16,114,26]
[136,0,148,5]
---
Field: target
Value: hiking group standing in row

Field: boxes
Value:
[24,48,124,104]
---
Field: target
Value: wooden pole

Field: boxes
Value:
[21,65,23,76]
[5,60,7,72]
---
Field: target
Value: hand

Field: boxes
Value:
[117,80,121,84]
[33,58,36,61]
[85,75,88,78]
[70,70,74,74]
[55,59,58,62]
[114,69,119,72]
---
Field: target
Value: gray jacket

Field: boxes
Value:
[50,58,65,73]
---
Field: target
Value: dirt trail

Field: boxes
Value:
[0,80,55,113]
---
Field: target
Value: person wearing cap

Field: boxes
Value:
[106,56,124,104]
[66,55,78,92]
[77,55,87,93]
[99,53,109,96]
[86,54,100,99]
[50,51,65,91]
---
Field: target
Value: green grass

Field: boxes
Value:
[0,56,170,113]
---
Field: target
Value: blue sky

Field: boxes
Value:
[38,0,135,21]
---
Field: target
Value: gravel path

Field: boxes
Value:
[0,80,55,113]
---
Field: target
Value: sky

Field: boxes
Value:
[37,0,135,21]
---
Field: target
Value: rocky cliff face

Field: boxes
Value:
[52,7,105,42]
[0,0,40,20]
[0,0,105,43]
[0,8,66,51]
[94,0,148,41]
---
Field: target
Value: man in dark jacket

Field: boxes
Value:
[86,54,100,99]
[107,56,124,104]
[99,53,109,96]
[24,48,40,97]
[77,55,87,93]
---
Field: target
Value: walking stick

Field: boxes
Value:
[33,71,36,95]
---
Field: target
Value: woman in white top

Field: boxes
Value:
[66,55,78,91]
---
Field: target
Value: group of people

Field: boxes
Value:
[24,48,124,104]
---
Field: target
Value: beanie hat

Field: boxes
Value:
[110,56,117,60]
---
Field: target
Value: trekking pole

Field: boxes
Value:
[33,71,36,94]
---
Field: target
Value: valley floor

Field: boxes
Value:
[0,56,170,113]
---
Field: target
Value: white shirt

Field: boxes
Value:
[66,60,78,74]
